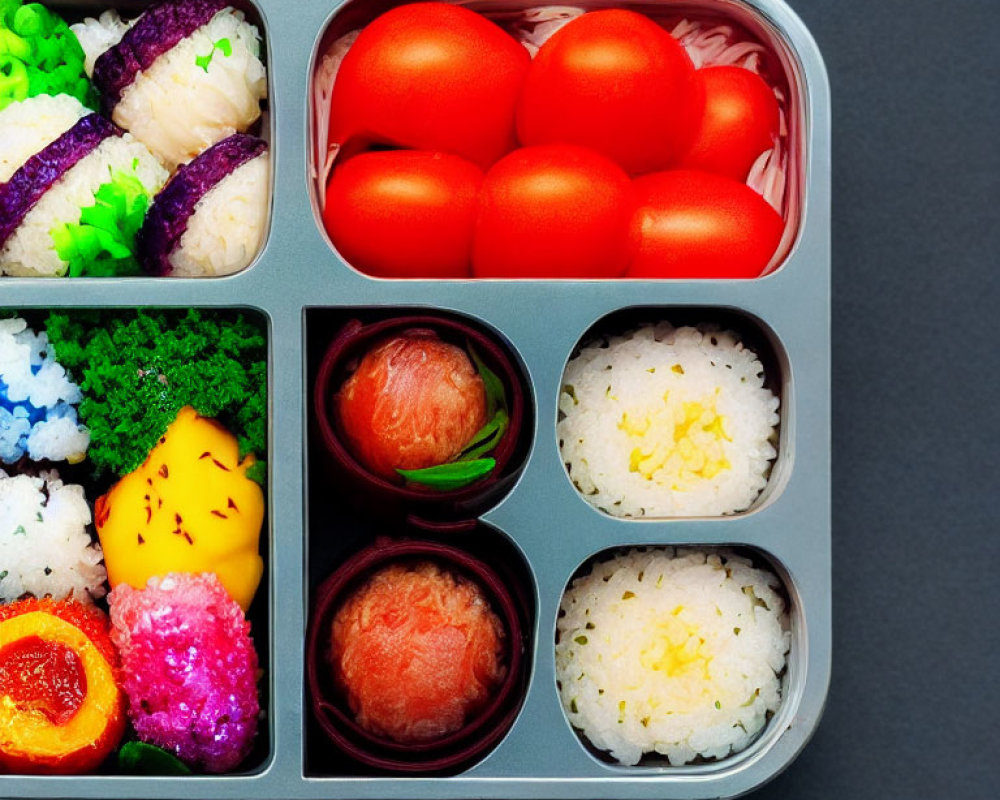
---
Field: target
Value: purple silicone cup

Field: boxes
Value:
[92,0,228,115]
[306,537,527,774]
[137,133,268,275]
[313,315,531,528]
[0,114,120,248]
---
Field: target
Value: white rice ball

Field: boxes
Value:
[0,132,168,277]
[0,469,106,603]
[0,94,90,182]
[558,323,779,517]
[101,9,266,170]
[169,150,269,276]
[556,548,790,766]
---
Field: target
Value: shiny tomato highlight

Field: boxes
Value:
[627,170,784,278]
[328,3,530,169]
[678,66,781,181]
[516,9,702,176]
[324,150,483,279]
[472,145,635,279]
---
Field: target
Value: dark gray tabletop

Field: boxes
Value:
[750,0,999,796]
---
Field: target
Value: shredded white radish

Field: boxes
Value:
[312,29,359,203]
[312,5,796,268]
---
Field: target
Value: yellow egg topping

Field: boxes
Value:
[618,390,732,490]
[95,406,264,611]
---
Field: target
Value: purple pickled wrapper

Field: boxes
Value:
[137,133,267,275]
[0,114,120,249]
[92,0,229,114]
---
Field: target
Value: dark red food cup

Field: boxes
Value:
[306,537,528,773]
[313,315,531,527]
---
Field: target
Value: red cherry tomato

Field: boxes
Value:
[472,145,635,279]
[516,10,702,176]
[678,66,780,181]
[627,170,784,278]
[323,150,483,279]
[328,3,530,169]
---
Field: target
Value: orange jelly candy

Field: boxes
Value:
[0,599,125,774]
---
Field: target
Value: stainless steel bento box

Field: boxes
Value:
[0,0,829,796]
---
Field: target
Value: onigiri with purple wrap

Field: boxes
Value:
[72,0,267,170]
[0,93,167,276]
[138,132,269,276]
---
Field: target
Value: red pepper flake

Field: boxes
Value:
[211,510,228,519]
[199,451,212,460]
[157,498,163,508]
[212,459,230,472]
[183,532,194,545]
[145,506,152,524]
[159,436,166,444]
[227,497,239,512]
[94,496,110,528]
[158,464,169,479]
[146,478,153,486]
[175,513,182,525]
[137,533,145,545]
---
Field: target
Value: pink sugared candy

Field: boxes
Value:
[109,572,259,772]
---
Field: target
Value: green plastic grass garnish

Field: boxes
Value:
[395,342,509,491]
[118,741,191,776]
[0,0,96,110]
[50,164,151,277]
[44,309,268,483]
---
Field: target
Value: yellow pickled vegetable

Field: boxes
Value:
[95,406,264,611]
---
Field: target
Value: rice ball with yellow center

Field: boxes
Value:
[558,323,779,517]
[556,548,790,766]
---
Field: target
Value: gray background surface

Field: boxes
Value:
[750,0,999,797]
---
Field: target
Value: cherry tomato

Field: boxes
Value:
[328,3,530,169]
[678,66,780,181]
[324,150,483,279]
[516,10,702,176]
[627,170,784,278]
[472,145,635,279]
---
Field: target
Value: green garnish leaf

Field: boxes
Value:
[195,37,233,72]
[396,458,496,491]
[50,168,150,277]
[456,408,508,463]
[118,741,191,776]
[467,343,507,419]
